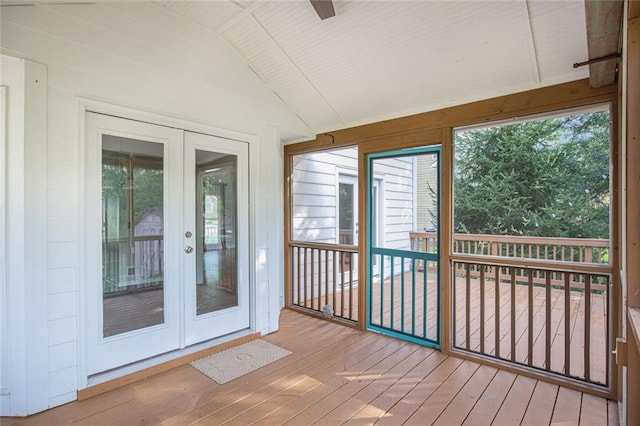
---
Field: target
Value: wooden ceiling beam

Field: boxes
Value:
[584,0,624,88]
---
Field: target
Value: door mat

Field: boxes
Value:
[190,339,292,384]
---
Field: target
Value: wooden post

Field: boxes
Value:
[625,12,640,423]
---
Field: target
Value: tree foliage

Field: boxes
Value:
[453,111,610,239]
[102,156,163,237]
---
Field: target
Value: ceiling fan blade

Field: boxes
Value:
[310,0,335,20]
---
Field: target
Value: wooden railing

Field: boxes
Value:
[288,232,612,389]
[289,241,358,323]
[452,259,611,388]
[415,232,613,389]
[410,232,609,263]
[103,235,164,294]
[411,232,610,290]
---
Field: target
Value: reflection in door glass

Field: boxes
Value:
[101,136,164,337]
[195,150,238,315]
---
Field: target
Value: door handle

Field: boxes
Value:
[185,246,193,254]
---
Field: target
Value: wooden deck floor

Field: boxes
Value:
[298,268,609,386]
[6,309,618,425]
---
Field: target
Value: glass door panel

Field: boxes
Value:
[195,151,238,315]
[184,132,249,346]
[86,113,181,376]
[102,136,165,337]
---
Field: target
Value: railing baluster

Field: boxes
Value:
[340,251,345,318]
[311,248,315,310]
[511,267,516,362]
[545,271,552,371]
[495,265,500,358]
[303,247,308,308]
[480,265,485,354]
[349,252,353,320]
[585,274,591,382]
[380,254,384,327]
[333,251,341,313]
[411,258,416,336]
[296,247,301,306]
[325,249,329,306]
[453,262,457,347]
[390,257,395,330]
[465,263,471,350]
[565,272,571,377]
[528,270,534,366]
[424,258,428,339]
[401,256,405,333]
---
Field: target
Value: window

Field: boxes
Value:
[290,147,358,244]
[338,174,357,245]
[453,105,611,264]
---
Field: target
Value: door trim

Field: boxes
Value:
[77,98,258,389]
[183,131,251,346]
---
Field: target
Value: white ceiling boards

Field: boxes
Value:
[160,0,590,134]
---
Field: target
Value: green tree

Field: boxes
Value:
[453,111,610,239]
[102,155,163,237]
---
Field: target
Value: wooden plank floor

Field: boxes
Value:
[298,270,608,386]
[4,309,618,425]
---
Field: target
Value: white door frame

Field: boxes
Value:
[183,131,250,346]
[77,99,258,388]
[84,113,184,375]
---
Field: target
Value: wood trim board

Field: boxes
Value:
[77,332,260,401]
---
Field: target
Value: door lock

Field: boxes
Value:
[185,246,193,254]
[185,231,193,238]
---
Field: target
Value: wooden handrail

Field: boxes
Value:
[451,254,613,275]
[410,232,610,264]
[289,240,358,253]
[409,231,609,247]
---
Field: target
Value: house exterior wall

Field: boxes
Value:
[291,148,417,251]
[0,3,310,416]
[375,156,416,251]
[291,149,425,280]
[291,148,357,243]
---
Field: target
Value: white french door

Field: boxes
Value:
[183,132,249,345]
[85,113,250,375]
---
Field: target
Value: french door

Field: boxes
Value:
[85,113,249,375]
[183,132,249,346]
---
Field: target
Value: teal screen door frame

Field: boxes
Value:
[366,146,441,349]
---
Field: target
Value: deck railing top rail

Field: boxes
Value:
[410,232,610,265]
[409,231,609,247]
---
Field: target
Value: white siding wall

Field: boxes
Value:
[374,157,415,250]
[0,3,310,415]
[291,150,415,252]
[291,148,358,243]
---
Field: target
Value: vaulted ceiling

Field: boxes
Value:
[159,0,591,134]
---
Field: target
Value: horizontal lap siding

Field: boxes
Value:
[291,149,357,244]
